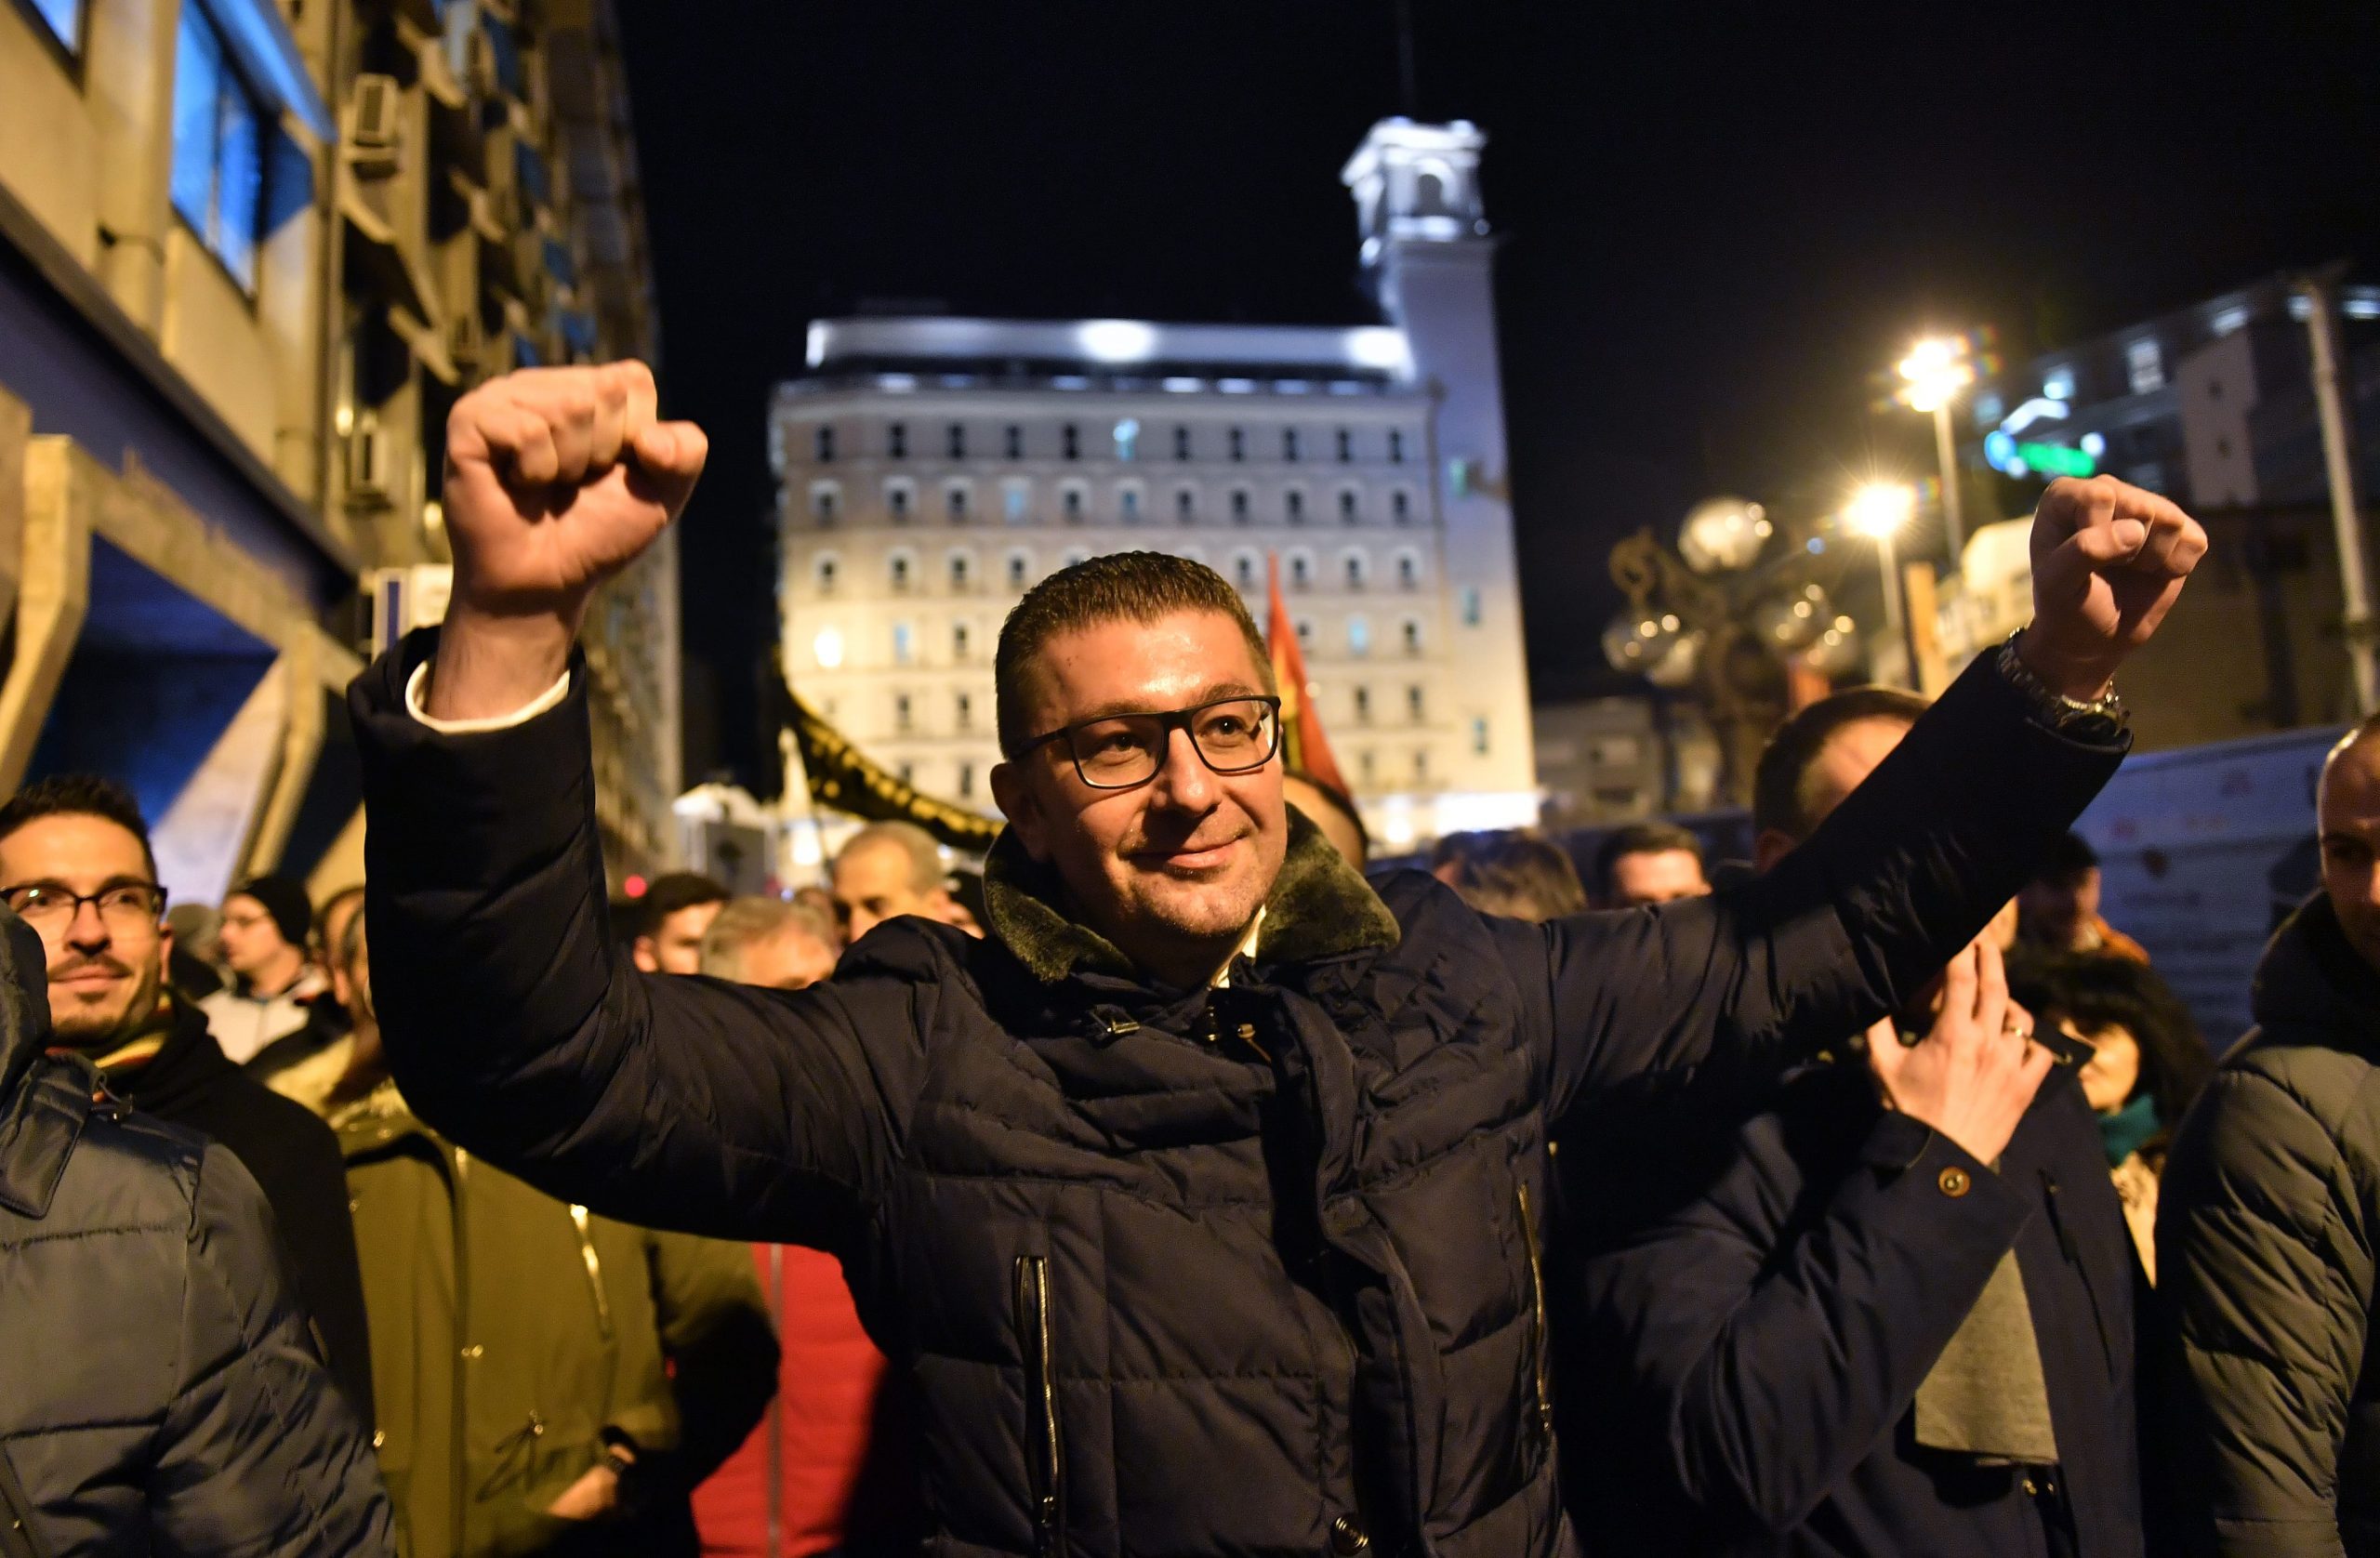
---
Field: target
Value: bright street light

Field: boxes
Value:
[1844,481,1918,538]
[1844,481,1920,689]
[1895,333,1981,562]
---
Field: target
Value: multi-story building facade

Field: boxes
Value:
[770,119,1537,851]
[0,0,678,897]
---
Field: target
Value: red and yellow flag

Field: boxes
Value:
[1264,553,1353,798]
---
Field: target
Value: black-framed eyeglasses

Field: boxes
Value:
[1,880,168,931]
[1020,694,1283,791]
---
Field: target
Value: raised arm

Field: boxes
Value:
[1519,475,2202,1121]
[354,363,921,1245]
[2159,1063,2368,1558]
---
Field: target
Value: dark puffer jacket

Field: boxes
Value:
[2159,893,2380,1557]
[0,913,394,1557]
[351,635,2121,1558]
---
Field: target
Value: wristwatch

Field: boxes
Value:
[1995,630,2128,743]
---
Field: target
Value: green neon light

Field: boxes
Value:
[2016,441,2096,478]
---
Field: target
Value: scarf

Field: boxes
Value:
[2098,1092,2161,1168]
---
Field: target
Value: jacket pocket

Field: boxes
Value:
[1515,1183,1554,1445]
[1012,1254,1066,1556]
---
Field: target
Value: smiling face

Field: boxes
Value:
[991,608,1286,989]
[0,812,170,1050]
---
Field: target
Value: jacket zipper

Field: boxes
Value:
[1514,1182,1554,1441]
[568,1206,615,1340]
[1012,1254,1065,1555]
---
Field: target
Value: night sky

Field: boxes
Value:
[614,5,2380,789]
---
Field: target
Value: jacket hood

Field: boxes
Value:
[0,910,50,1100]
[983,804,1401,986]
[2252,891,2380,1046]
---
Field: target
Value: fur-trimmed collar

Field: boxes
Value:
[983,807,1401,986]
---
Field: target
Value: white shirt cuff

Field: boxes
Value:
[403,661,573,733]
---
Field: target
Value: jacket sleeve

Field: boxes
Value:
[350,633,924,1246]
[1512,650,2127,1124]
[2158,1063,2368,1558]
[151,1144,395,1558]
[1581,1095,2032,1535]
[618,1232,779,1492]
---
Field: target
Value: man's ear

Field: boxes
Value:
[1752,828,1799,875]
[990,761,1052,862]
[629,935,660,974]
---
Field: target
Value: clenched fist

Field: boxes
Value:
[2021,474,2208,702]
[426,362,707,721]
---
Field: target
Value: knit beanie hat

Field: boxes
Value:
[231,874,312,950]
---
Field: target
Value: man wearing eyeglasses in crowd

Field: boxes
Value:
[350,363,2204,1556]
[0,774,376,1422]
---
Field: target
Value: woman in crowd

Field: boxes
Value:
[2011,953,2213,1281]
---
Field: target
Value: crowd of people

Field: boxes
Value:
[8,361,2380,1558]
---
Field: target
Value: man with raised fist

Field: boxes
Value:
[350,361,2203,1558]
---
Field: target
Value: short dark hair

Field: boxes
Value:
[1752,686,1933,841]
[1449,833,1589,922]
[634,872,730,939]
[2008,952,2213,1129]
[1592,822,1704,898]
[0,774,159,881]
[2036,830,2100,886]
[994,551,1274,759]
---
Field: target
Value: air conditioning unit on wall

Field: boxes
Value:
[346,74,403,178]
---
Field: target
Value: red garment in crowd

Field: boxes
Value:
[694,1246,890,1558]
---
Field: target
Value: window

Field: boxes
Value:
[1407,685,1425,722]
[814,554,840,593]
[1336,429,1354,463]
[1063,548,1091,570]
[1471,716,1489,756]
[958,762,976,799]
[947,424,967,459]
[892,623,915,664]
[953,622,972,660]
[2127,337,2165,394]
[1003,479,1030,523]
[1062,424,1080,461]
[1233,551,1258,590]
[1296,618,1315,648]
[1358,749,1377,786]
[889,554,912,592]
[1396,552,1420,590]
[171,2,268,290]
[1460,586,1482,626]
[1413,748,1429,782]
[1061,482,1086,522]
[1230,488,1250,523]
[888,422,908,458]
[1114,418,1140,462]
[1354,687,1372,724]
[1004,425,1023,460]
[886,480,914,522]
[894,694,913,733]
[1119,484,1143,523]
[1343,551,1367,589]
[1388,429,1406,464]
[1174,426,1193,461]
[1283,429,1302,463]
[1007,551,1031,588]
[956,692,973,731]
[1339,488,1360,523]
[814,425,837,462]
[898,761,915,785]
[1289,552,1313,591]
[1349,616,1371,656]
[949,551,972,590]
[1175,486,1197,522]
[1391,489,1412,523]
[1401,618,1422,656]
[1229,428,1246,463]
[811,482,840,523]
[945,482,971,522]
[1286,489,1306,524]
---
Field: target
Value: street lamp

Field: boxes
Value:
[1845,481,1918,689]
[1896,335,1977,562]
